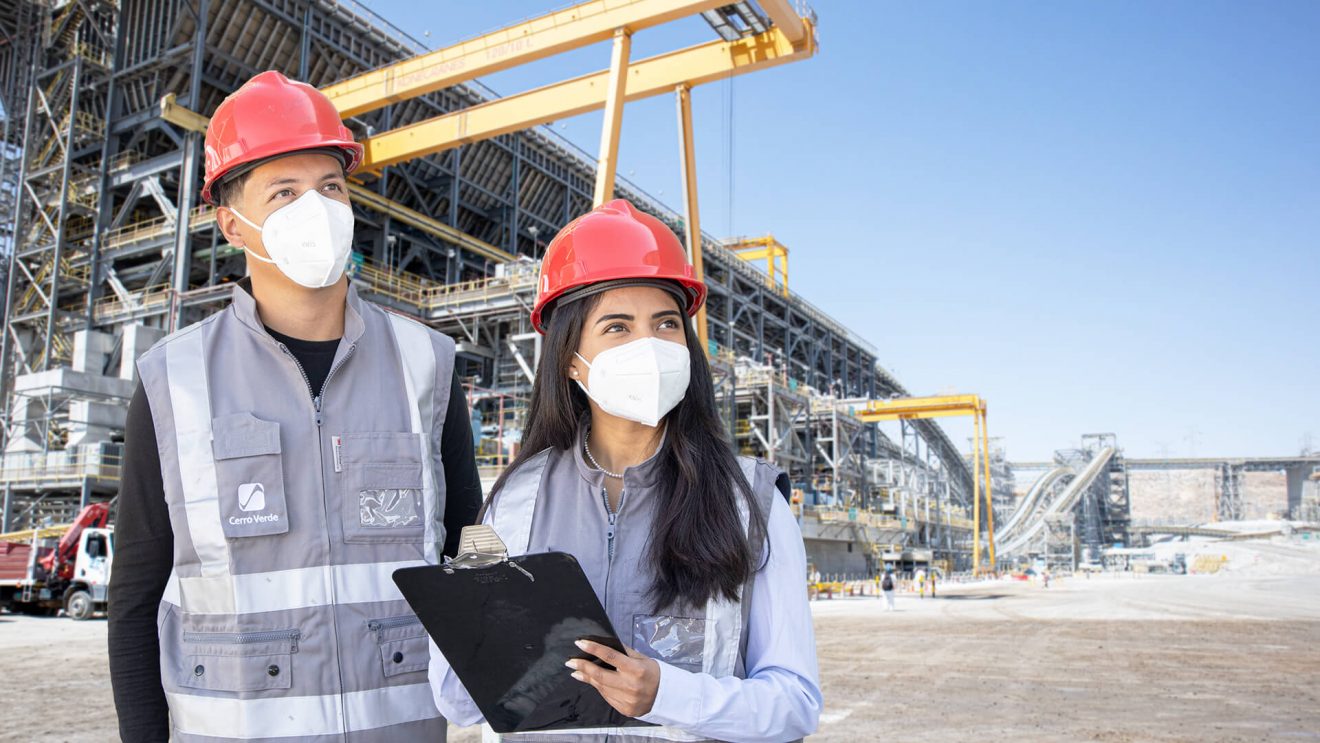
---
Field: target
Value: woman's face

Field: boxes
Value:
[568,285,687,383]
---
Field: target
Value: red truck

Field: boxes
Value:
[0,503,114,619]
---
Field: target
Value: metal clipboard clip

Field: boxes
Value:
[443,525,535,581]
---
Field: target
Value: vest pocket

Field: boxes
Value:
[633,614,706,673]
[211,413,289,539]
[338,432,426,544]
[178,628,299,693]
[368,614,429,678]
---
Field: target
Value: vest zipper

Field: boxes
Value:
[600,486,626,563]
[182,629,301,652]
[367,614,422,642]
[276,342,357,427]
[276,340,357,736]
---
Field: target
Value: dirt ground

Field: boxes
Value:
[2,573,1318,742]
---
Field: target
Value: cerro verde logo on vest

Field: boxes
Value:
[230,483,281,526]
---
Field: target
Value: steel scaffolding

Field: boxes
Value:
[0,1,983,573]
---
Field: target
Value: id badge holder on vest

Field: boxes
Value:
[393,526,650,734]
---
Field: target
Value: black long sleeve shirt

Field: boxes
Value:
[107,323,483,741]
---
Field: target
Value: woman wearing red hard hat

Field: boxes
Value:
[428,199,821,741]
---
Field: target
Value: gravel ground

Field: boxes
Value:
[2,573,1317,742]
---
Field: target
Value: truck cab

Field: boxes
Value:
[62,527,114,619]
[0,511,114,620]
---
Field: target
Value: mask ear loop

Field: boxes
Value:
[572,352,596,401]
[226,206,278,266]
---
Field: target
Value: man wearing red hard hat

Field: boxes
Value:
[108,71,482,741]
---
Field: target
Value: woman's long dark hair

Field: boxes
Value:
[486,290,765,611]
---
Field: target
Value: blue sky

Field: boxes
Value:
[361,1,1320,461]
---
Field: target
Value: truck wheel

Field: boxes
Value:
[65,590,94,620]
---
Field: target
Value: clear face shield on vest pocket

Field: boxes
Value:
[211,413,290,538]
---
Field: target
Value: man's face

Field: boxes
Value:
[216,152,350,273]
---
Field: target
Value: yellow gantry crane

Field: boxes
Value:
[725,235,790,296]
[319,0,817,350]
[852,394,998,575]
[162,0,819,351]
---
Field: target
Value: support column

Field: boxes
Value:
[973,410,982,574]
[981,409,996,568]
[45,58,82,370]
[592,28,631,206]
[676,83,708,353]
[86,23,127,330]
[447,148,461,282]
[509,137,521,255]
[2,484,12,532]
[0,69,38,436]
[170,0,209,331]
[298,4,312,80]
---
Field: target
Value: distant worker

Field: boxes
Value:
[882,568,897,611]
[929,570,937,598]
[917,569,926,599]
[1043,568,1052,589]
[426,199,821,740]
[106,71,484,741]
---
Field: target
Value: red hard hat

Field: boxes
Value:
[201,71,363,205]
[531,199,707,334]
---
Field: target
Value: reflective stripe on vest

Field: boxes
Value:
[167,681,437,738]
[387,313,440,564]
[488,455,760,741]
[160,559,423,612]
[165,326,236,615]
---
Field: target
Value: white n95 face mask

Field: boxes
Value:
[231,189,355,289]
[575,337,691,427]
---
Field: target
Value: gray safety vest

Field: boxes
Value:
[485,424,778,742]
[136,282,455,741]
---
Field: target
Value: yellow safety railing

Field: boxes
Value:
[12,253,84,316]
[421,271,538,309]
[92,283,174,324]
[71,42,111,68]
[34,116,69,165]
[0,452,122,487]
[104,214,175,249]
[808,507,905,529]
[352,260,436,307]
[110,150,141,171]
[190,204,217,226]
[0,525,71,543]
[73,110,104,137]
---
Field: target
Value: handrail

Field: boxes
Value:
[0,452,122,486]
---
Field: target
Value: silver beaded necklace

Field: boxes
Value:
[583,429,625,479]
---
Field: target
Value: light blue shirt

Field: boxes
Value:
[428,495,822,741]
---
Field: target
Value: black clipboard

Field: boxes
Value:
[393,547,652,733]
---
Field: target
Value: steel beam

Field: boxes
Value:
[44,58,81,371]
[358,23,815,172]
[592,28,632,206]
[346,184,514,264]
[321,0,729,117]
[675,83,707,351]
[757,0,807,44]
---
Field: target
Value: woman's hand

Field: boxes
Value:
[565,639,661,718]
